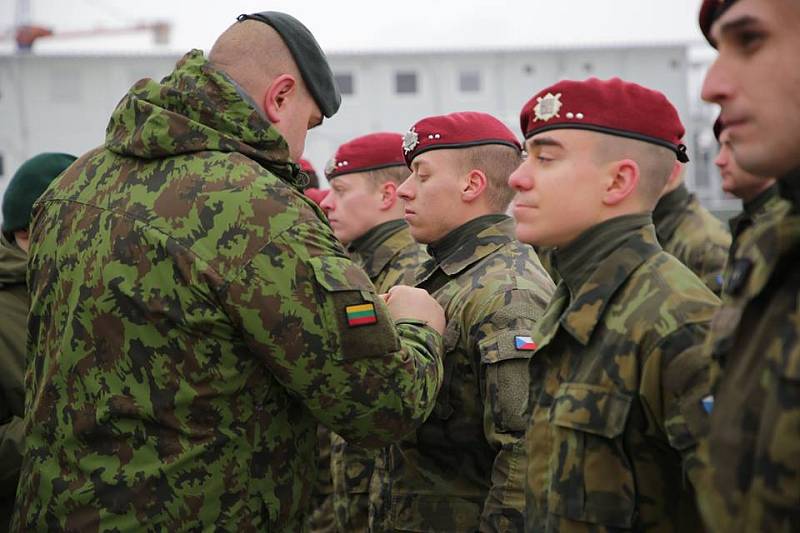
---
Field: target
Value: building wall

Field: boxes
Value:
[0,45,736,225]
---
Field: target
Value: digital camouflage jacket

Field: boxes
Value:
[0,234,27,530]
[327,220,429,533]
[697,172,800,532]
[653,183,731,296]
[377,215,555,532]
[524,214,719,532]
[11,50,443,532]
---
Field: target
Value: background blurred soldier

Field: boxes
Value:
[11,12,445,532]
[312,132,429,532]
[380,111,554,532]
[652,161,731,295]
[698,0,800,530]
[713,117,790,265]
[0,152,75,531]
[511,78,718,532]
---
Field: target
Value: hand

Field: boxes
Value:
[382,285,445,334]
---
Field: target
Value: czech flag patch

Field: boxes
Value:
[345,303,378,327]
[701,394,714,414]
[515,336,537,351]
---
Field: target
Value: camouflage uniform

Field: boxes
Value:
[653,183,731,295]
[726,184,790,266]
[326,219,429,532]
[524,214,719,532]
[697,173,800,532]
[0,234,27,530]
[11,50,444,532]
[377,215,555,532]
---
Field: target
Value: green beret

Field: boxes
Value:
[1,152,77,236]
[237,11,341,118]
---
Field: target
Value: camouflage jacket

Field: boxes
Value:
[653,183,731,296]
[525,214,719,532]
[697,172,800,532]
[324,220,429,533]
[379,215,555,532]
[726,184,791,265]
[0,234,27,529]
[11,50,444,533]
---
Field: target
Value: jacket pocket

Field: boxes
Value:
[479,330,536,433]
[547,382,636,528]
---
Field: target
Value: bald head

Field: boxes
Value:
[209,20,304,110]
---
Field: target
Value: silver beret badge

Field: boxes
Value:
[403,128,419,154]
[325,157,337,176]
[533,92,563,122]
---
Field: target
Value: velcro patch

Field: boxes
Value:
[345,303,378,327]
[514,335,537,351]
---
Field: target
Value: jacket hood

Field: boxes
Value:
[0,233,27,287]
[105,49,306,187]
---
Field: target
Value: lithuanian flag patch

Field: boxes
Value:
[345,303,378,327]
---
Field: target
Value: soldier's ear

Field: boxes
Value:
[602,159,639,206]
[264,74,298,124]
[379,181,398,211]
[461,168,487,204]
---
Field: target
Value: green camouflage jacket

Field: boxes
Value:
[11,50,444,533]
[525,214,719,532]
[697,173,800,532]
[325,219,429,533]
[0,234,27,529]
[377,215,555,532]
[726,184,790,266]
[654,183,731,296]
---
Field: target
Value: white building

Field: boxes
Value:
[0,43,734,225]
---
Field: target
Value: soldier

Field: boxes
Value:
[510,78,719,532]
[714,117,790,266]
[314,132,429,532]
[652,162,731,296]
[377,111,554,532]
[714,119,790,268]
[300,157,330,206]
[11,12,446,532]
[697,1,800,530]
[0,152,76,530]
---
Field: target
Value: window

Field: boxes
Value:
[395,71,418,94]
[459,71,481,93]
[335,73,355,96]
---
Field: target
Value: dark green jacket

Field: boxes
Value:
[654,183,731,296]
[11,50,443,533]
[525,214,719,532]
[382,216,555,532]
[698,172,800,532]
[0,234,27,530]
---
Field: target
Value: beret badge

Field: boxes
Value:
[533,92,563,122]
[325,157,337,176]
[403,128,419,154]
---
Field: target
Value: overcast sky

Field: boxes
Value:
[1,0,712,54]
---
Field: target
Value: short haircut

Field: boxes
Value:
[365,165,410,188]
[592,134,677,206]
[455,144,522,211]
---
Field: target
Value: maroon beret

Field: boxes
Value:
[299,158,316,174]
[699,0,739,46]
[325,132,406,179]
[402,111,521,166]
[519,77,689,163]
